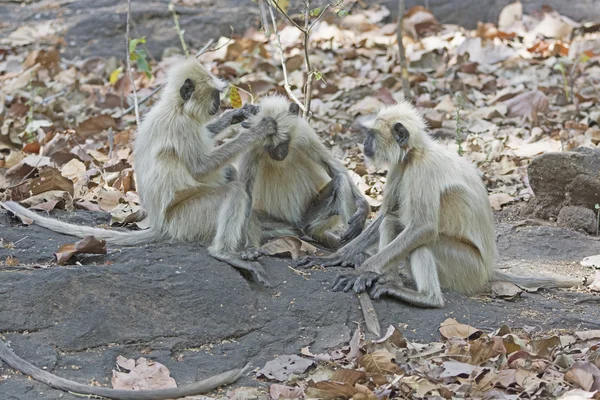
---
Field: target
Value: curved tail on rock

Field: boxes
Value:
[0,339,244,400]
[2,201,157,246]
[492,270,582,289]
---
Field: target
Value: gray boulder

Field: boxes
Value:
[525,147,600,220]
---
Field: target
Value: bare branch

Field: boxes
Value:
[397,0,411,102]
[268,0,306,32]
[169,3,190,58]
[267,3,306,112]
[302,0,313,119]
[308,3,332,32]
[195,38,215,57]
[126,0,141,126]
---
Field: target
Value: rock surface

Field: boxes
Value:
[558,205,597,233]
[0,209,599,399]
[525,147,600,219]
[1,0,599,61]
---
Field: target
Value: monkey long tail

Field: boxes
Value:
[0,339,246,400]
[491,270,582,289]
[2,201,157,246]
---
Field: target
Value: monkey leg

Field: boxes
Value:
[369,246,445,308]
[207,182,269,286]
[431,236,489,295]
[378,215,403,250]
[302,181,344,250]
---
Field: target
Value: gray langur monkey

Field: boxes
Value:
[298,101,582,308]
[237,95,370,250]
[0,58,275,399]
[1,58,277,285]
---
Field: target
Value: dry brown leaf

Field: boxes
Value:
[269,383,304,399]
[357,350,401,374]
[30,167,74,196]
[260,236,317,260]
[531,336,561,357]
[491,281,523,300]
[576,331,600,341]
[488,193,514,211]
[257,355,314,382]
[20,190,73,211]
[373,325,407,349]
[438,360,475,378]
[305,380,356,400]
[55,235,107,265]
[76,114,117,138]
[439,318,482,340]
[330,369,366,386]
[5,256,19,266]
[564,362,600,392]
[112,356,177,391]
[504,90,549,119]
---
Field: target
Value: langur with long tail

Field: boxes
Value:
[298,101,583,307]
[2,58,277,285]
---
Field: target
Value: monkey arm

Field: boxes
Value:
[303,137,370,241]
[195,117,276,178]
[296,213,383,268]
[360,223,437,274]
[206,104,259,138]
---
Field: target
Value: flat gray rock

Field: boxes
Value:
[1,209,599,399]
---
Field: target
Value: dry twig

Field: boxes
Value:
[125,0,141,126]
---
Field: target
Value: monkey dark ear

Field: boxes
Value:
[392,122,410,146]
[288,103,300,116]
[180,78,195,102]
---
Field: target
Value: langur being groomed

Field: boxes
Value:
[298,101,583,308]
[2,58,277,285]
[238,95,370,250]
[0,60,282,400]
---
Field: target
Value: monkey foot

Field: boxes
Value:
[209,252,270,287]
[296,253,366,269]
[332,271,381,293]
[368,281,402,299]
[241,247,262,261]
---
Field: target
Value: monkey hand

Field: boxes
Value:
[296,251,367,268]
[332,271,381,293]
[231,104,260,125]
[243,117,277,138]
[340,212,367,244]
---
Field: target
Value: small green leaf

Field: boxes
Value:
[310,7,321,17]
[337,9,349,17]
[129,37,146,55]
[580,53,591,63]
[595,204,599,210]
[314,70,323,81]
[553,63,565,73]
[136,56,151,79]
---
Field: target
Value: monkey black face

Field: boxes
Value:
[265,140,290,161]
[210,89,221,115]
[392,122,410,147]
[363,132,376,158]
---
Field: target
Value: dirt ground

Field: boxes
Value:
[0,207,599,399]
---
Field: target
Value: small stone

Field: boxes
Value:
[558,206,597,234]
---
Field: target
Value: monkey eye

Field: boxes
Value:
[392,122,410,146]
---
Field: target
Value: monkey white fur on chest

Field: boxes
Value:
[238,95,370,248]
[300,100,582,307]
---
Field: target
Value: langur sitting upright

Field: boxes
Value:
[238,95,370,250]
[2,58,276,285]
[298,101,582,307]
